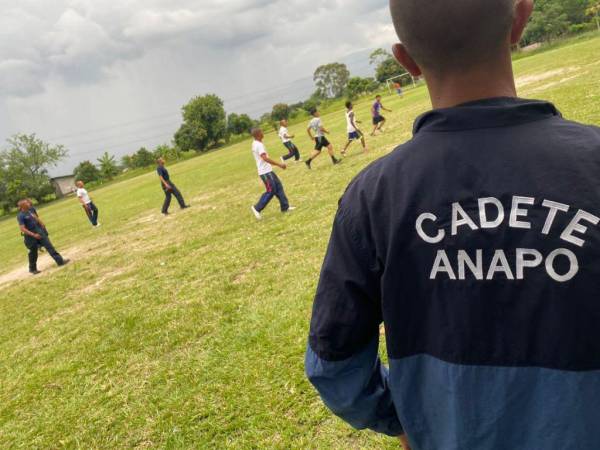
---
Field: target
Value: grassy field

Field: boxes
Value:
[1,35,599,448]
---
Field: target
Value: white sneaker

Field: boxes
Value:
[251,206,262,220]
[94,223,101,228]
[286,206,297,212]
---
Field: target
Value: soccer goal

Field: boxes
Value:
[385,73,421,94]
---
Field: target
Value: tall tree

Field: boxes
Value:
[345,77,379,100]
[271,103,291,121]
[74,161,101,184]
[176,94,227,152]
[174,122,208,152]
[227,113,255,136]
[97,152,119,180]
[0,133,67,205]
[587,2,600,30]
[132,147,155,168]
[313,63,350,99]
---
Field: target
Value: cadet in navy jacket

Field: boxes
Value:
[306,1,600,449]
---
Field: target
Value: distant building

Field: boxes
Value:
[51,175,76,198]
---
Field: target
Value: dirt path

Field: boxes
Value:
[0,246,86,290]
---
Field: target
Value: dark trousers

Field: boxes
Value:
[255,172,289,213]
[283,142,300,161]
[162,183,186,213]
[25,233,64,272]
[84,202,99,226]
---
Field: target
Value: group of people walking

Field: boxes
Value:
[14,95,393,274]
[249,96,393,218]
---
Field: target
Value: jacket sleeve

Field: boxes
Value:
[305,207,403,437]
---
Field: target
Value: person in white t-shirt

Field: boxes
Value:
[278,119,302,163]
[342,101,368,156]
[250,127,296,220]
[305,109,341,170]
[76,180,100,227]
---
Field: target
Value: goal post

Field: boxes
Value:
[385,73,420,94]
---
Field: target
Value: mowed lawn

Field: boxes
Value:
[0,35,599,449]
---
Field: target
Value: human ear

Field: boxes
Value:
[392,43,422,77]
[511,0,534,45]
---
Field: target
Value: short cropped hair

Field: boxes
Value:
[251,127,262,138]
[390,0,515,72]
[345,101,352,109]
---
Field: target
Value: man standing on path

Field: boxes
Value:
[76,181,100,227]
[306,0,600,448]
[156,158,190,216]
[17,199,69,275]
[342,101,368,156]
[278,119,302,163]
[370,95,392,136]
[250,127,295,220]
[305,109,341,169]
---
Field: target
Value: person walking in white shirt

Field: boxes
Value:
[342,101,368,156]
[250,127,295,220]
[76,180,100,227]
[278,119,302,163]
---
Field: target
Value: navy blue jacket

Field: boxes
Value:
[306,98,600,449]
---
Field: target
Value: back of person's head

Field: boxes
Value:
[310,108,318,117]
[251,127,263,139]
[390,0,519,74]
[345,101,352,109]
[156,157,164,165]
[17,199,29,210]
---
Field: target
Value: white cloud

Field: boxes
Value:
[0,0,397,174]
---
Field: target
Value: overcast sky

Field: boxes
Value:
[0,0,398,175]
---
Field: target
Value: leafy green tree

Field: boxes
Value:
[587,2,600,30]
[121,155,134,170]
[74,160,101,184]
[522,0,592,44]
[345,77,379,100]
[132,147,155,168]
[97,152,119,180]
[375,58,407,84]
[0,133,67,206]
[153,144,181,162]
[0,162,9,212]
[271,103,291,121]
[302,91,324,113]
[314,63,350,99]
[176,94,227,152]
[227,113,255,136]
[174,122,208,152]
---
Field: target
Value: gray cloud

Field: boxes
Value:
[0,0,396,174]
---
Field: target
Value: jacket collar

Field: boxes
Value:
[413,97,561,134]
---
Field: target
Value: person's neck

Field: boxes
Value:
[424,57,517,109]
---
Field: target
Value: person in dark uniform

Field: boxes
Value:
[17,199,69,275]
[25,199,48,252]
[156,158,190,215]
[306,1,600,449]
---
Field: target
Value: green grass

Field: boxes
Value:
[1,35,599,449]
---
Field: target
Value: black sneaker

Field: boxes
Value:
[30,270,41,275]
[305,160,312,170]
[182,205,191,209]
[58,259,71,267]
[333,158,341,165]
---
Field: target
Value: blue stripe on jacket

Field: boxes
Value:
[305,337,403,437]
